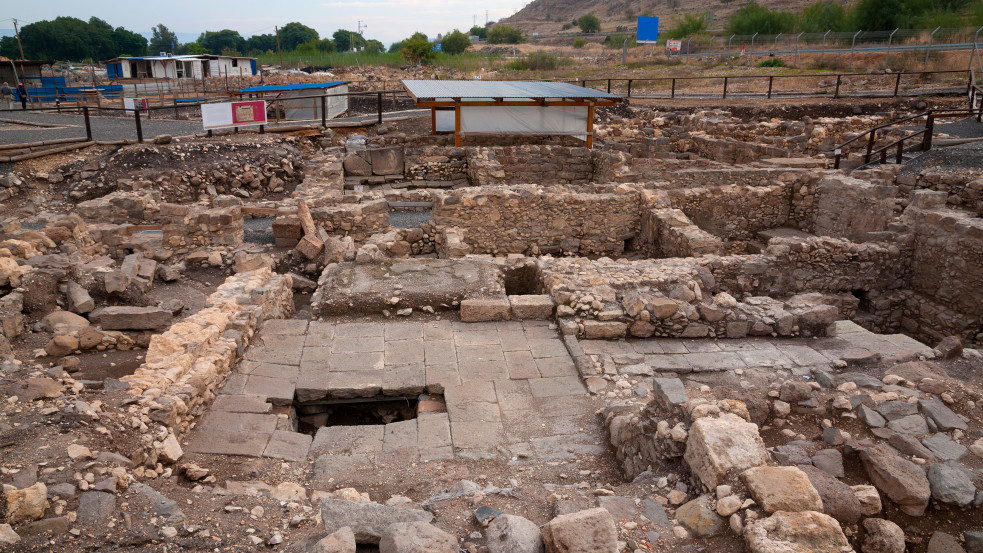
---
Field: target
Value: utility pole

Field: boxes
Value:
[275,26,283,68]
[355,20,366,52]
[13,18,25,59]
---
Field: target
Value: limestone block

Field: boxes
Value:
[744,511,852,553]
[684,413,769,489]
[509,295,553,320]
[460,298,511,322]
[741,466,824,513]
[541,508,617,553]
[90,306,173,330]
[582,321,627,340]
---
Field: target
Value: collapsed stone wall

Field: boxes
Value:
[433,185,641,256]
[273,199,391,247]
[673,135,790,165]
[120,267,293,466]
[897,169,983,215]
[638,208,723,258]
[160,201,244,252]
[77,191,161,225]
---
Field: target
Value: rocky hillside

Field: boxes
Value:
[499,0,813,36]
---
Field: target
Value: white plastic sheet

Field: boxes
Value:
[282,84,348,121]
[460,105,589,140]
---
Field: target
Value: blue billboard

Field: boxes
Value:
[637,16,659,43]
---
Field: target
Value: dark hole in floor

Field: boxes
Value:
[504,263,541,296]
[294,396,420,435]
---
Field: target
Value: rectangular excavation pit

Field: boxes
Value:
[294,395,421,435]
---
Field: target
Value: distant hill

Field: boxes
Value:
[498,0,812,36]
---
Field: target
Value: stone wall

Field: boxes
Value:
[77,191,161,224]
[638,208,723,258]
[897,169,983,215]
[673,135,790,165]
[273,199,391,247]
[433,185,641,256]
[405,146,468,188]
[666,184,792,241]
[160,202,244,251]
[901,191,983,344]
[120,267,294,466]
[810,177,896,241]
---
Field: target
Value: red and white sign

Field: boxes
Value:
[202,100,267,130]
[666,40,682,52]
[123,97,149,115]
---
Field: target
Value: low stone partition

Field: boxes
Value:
[896,169,983,215]
[405,146,468,188]
[120,267,294,466]
[160,201,244,251]
[665,184,792,241]
[810,177,896,241]
[433,185,641,257]
[76,190,161,224]
[638,208,723,258]
[674,135,790,165]
[273,199,391,247]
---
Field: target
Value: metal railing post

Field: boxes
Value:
[134,109,143,143]
[723,77,728,99]
[728,34,735,53]
[835,74,842,98]
[749,32,758,63]
[671,78,676,98]
[970,27,983,72]
[865,129,877,163]
[925,26,940,71]
[627,79,632,98]
[894,72,902,96]
[922,111,935,150]
[774,33,782,55]
[885,29,898,70]
[377,92,383,125]
[83,106,91,141]
[849,30,861,71]
[768,76,774,98]
[820,30,830,66]
[321,96,327,128]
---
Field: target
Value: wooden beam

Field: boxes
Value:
[587,102,595,149]
[454,101,462,147]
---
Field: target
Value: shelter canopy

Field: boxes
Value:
[402,80,621,148]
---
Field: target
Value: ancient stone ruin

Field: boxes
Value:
[0,89,981,553]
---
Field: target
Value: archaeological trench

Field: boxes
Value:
[0,93,982,553]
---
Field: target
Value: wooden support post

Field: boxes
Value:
[83,107,92,141]
[767,76,774,99]
[722,77,728,99]
[671,78,676,99]
[586,102,595,149]
[894,72,902,97]
[865,129,877,163]
[431,108,437,135]
[321,96,327,128]
[134,109,143,143]
[627,79,632,98]
[834,75,842,99]
[454,101,461,147]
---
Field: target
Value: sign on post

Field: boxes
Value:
[202,100,267,130]
[636,16,660,44]
[667,39,682,52]
[123,97,149,114]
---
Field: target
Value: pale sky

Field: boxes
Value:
[3,0,529,46]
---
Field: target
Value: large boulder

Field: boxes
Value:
[89,306,172,330]
[311,526,356,553]
[741,466,824,514]
[860,443,931,516]
[1,483,48,525]
[798,465,862,524]
[379,521,457,553]
[320,499,433,544]
[541,508,618,553]
[683,413,769,489]
[487,514,544,553]
[927,462,976,507]
[745,511,853,553]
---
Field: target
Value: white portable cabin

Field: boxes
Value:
[106,55,257,80]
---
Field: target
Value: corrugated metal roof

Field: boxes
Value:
[402,80,620,100]
[237,81,351,93]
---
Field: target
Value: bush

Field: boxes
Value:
[576,13,601,33]
[487,24,524,44]
[573,38,586,48]
[604,33,637,48]
[505,50,562,71]
[665,12,708,39]
[561,23,573,31]
[440,29,471,55]
[757,57,785,67]
[726,1,797,35]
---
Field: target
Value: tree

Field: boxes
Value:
[246,34,277,53]
[197,30,246,56]
[17,16,146,60]
[364,39,385,54]
[440,29,471,54]
[388,40,404,53]
[112,27,148,57]
[400,32,436,63]
[333,29,366,52]
[666,12,709,39]
[725,1,797,35]
[576,13,601,33]
[279,22,319,51]
[468,25,487,39]
[149,24,179,54]
[180,42,210,55]
[317,39,337,52]
[0,36,17,59]
[487,25,524,44]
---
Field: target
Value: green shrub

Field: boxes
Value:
[573,38,586,48]
[665,12,709,40]
[576,14,601,33]
[757,57,785,67]
[487,24,524,44]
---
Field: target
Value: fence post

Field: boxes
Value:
[849,30,861,71]
[749,32,758,63]
[723,77,728,99]
[607,79,611,94]
[885,29,898,70]
[865,129,877,163]
[794,32,803,67]
[83,106,92,141]
[834,75,841,98]
[321,96,327,128]
[922,112,934,151]
[924,26,940,71]
[671,78,676,98]
[767,76,774,99]
[134,109,143,143]
[627,79,632,98]
[173,98,179,119]
[894,72,902,96]
[377,92,383,125]
[820,30,830,66]
[774,33,782,54]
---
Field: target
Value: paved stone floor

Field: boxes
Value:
[186,319,604,464]
[186,318,933,471]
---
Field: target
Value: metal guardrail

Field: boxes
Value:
[575,70,972,100]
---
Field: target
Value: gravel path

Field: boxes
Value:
[0,110,203,145]
[900,141,983,176]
